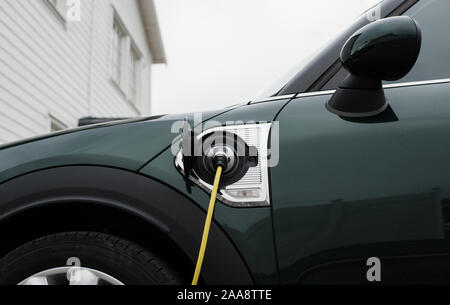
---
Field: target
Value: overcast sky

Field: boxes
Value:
[151,0,380,115]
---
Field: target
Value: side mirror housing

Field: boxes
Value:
[326,16,422,118]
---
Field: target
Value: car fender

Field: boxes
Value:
[0,165,253,285]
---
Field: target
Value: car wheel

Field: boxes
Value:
[0,232,181,285]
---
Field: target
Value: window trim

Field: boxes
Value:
[111,13,127,89]
[110,8,143,114]
[127,42,142,107]
[251,78,450,104]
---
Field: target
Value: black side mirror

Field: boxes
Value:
[326,16,422,118]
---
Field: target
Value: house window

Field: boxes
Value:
[128,46,141,105]
[46,0,67,21]
[110,11,142,110]
[49,115,67,132]
[111,19,125,86]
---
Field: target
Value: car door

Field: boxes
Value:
[270,0,450,284]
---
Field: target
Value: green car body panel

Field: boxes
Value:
[140,99,291,284]
[2,82,450,284]
[0,100,288,284]
[271,82,450,284]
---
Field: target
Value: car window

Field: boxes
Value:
[322,0,450,91]
[258,0,402,98]
[385,0,450,83]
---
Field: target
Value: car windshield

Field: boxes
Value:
[252,47,326,100]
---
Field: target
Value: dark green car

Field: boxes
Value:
[0,0,449,285]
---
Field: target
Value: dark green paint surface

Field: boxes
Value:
[140,99,291,284]
[271,82,450,283]
[4,78,450,284]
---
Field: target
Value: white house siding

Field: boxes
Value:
[0,0,155,145]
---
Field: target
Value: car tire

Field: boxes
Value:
[0,231,181,285]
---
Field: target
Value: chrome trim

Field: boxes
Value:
[383,78,450,89]
[253,78,450,103]
[174,123,272,208]
[294,90,336,99]
[250,94,296,104]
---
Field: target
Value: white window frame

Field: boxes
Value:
[111,16,126,88]
[128,44,142,107]
[110,9,142,113]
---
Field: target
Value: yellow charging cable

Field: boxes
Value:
[191,166,223,285]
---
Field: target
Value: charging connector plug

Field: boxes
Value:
[212,153,229,171]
